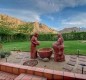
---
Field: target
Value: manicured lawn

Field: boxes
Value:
[1,40,86,55]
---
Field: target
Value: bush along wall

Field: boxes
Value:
[0,51,11,58]
[35,32,86,41]
[0,32,86,42]
[0,33,29,42]
[38,34,57,41]
[62,32,86,40]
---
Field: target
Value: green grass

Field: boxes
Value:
[1,40,86,55]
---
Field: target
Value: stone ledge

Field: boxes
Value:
[53,70,63,80]
[0,62,86,80]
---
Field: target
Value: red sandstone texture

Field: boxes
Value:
[38,48,53,59]
[30,33,40,59]
[53,33,65,62]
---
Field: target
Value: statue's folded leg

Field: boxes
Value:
[53,48,65,62]
[59,47,65,61]
[53,45,59,62]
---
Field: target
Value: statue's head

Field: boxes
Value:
[58,33,62,38]
[34,32,39,37]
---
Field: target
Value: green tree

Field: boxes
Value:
[0,23,12,35]
[17,23,34,34]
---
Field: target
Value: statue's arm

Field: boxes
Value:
[57,38,61,45]
[31,37,39,45]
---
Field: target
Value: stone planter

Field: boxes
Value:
[37,48,53,59]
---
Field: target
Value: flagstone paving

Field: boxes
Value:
[0,51,69,70]
[0,51,86,74]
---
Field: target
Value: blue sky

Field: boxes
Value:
[0,0,86,30]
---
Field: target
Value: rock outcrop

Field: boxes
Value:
[33,22,57,34]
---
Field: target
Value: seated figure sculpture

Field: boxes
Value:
[30,32,40,59]
[52,33,65,62]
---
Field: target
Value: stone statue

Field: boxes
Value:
[30,33,40,59]
[52,33,65,62]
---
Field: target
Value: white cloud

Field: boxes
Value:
[0,8,41,22]
[36,0,60,13]
[61,12,86,28]
[2,0,86,15]
[34,0,86,13]
[52,27,59,31]
[18,11,41,22]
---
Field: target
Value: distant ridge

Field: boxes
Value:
[59,27,80,33]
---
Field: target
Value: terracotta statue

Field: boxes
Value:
[52,33,65,62]
[30,33,40,59]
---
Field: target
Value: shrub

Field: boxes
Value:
[0,51,11,58]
